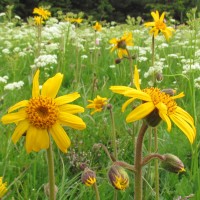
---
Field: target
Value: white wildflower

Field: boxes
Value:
[4,81,24,90]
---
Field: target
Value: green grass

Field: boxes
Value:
[0,9,199,200]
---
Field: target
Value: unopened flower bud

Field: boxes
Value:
[81,167,96,186]
[108,165,129,190]
[115,58,121,64]
[161,154,185,173]
[162,88,176,96]
[156,72,163,82]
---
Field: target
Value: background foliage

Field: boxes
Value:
[0,0,200,23]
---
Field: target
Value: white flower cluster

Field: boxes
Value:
[194,77,200,89]
[4,81,24,90]
[30,54,57,69]
[0,76,8,83]
[182,62,200,74]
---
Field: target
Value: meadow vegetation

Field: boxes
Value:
[0,6,199,200]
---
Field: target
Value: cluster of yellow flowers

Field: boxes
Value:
[33,7,51,25]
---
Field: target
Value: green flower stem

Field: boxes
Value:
[154,128,159,200]
[109,107,118,160]
[36,25,42,58]
[141,153,165,166]
[134,121,148,200]
[93,182,100,200]
[46,138,56,200]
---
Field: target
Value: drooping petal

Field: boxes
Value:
[25,126,38,153]
[59,104,84,114]
[32,128,49,152]
[55,92,80,105]
[11,119,30,144]
[1,109,26,124]
[126,102,155,123]
[8,100,28,113]
[170,114,195,144]
[122,98,135,112]
[58,112,86,130]
[50,122,71,153]
[41,73,63,98]
[134,65,141,90]
[32,70,40,98]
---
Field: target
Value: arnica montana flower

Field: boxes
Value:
[93,22,102,32]
[110,66,196,144]
[1,70,86,153]
[109,32,133,59]
[33,7,51,20]
[0,177,7,198]
[86,95,108,115]
[33,16,43,26]
[144,11,175,41]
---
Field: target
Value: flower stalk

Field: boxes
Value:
[134,121,148,200]
[93,182,100,200]
[46,138,56,200]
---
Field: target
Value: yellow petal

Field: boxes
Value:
[109,38,118,45]
[110,86,133,94]
[59,104,84,114]
[11,119,29,144]
[55,92,80,105]
[32,70,40,97]
[170,114,195,144]
[126,102,155,123]
[122,98,135,112]
[41,73,63,98]
[171,92,185,100]
[151,11,159,21]
[1,109,26,124]
[144,22,155,27]
[160,12,165,22]
[25,126,38,153]
[134,65,140,90]
[124,89,151,101]
[58,112,86,130]
[33,128,49,152]
[50,122,71,153]
[8,100,28,113]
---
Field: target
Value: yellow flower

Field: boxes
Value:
[1,70,86,153]
[86,95,108,115]
[110,66,196,144]
[81,167,96,187]
[74,17,83,24]
[144,10,175,41]
[109,32,133,59]
[34,16,43,26]
[0,177,7,198]
[33,7,51,20]
[93,22,102,32]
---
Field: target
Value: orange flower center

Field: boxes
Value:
[143,87,177,115]
[26,97,59,129]
[155,20,166,30]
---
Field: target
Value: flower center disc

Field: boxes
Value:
[26,97,59,129]
[143,87,177,114]
[155,21,166,30]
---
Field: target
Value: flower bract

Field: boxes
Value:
[1,70,86,153]
[110,66,196,144]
